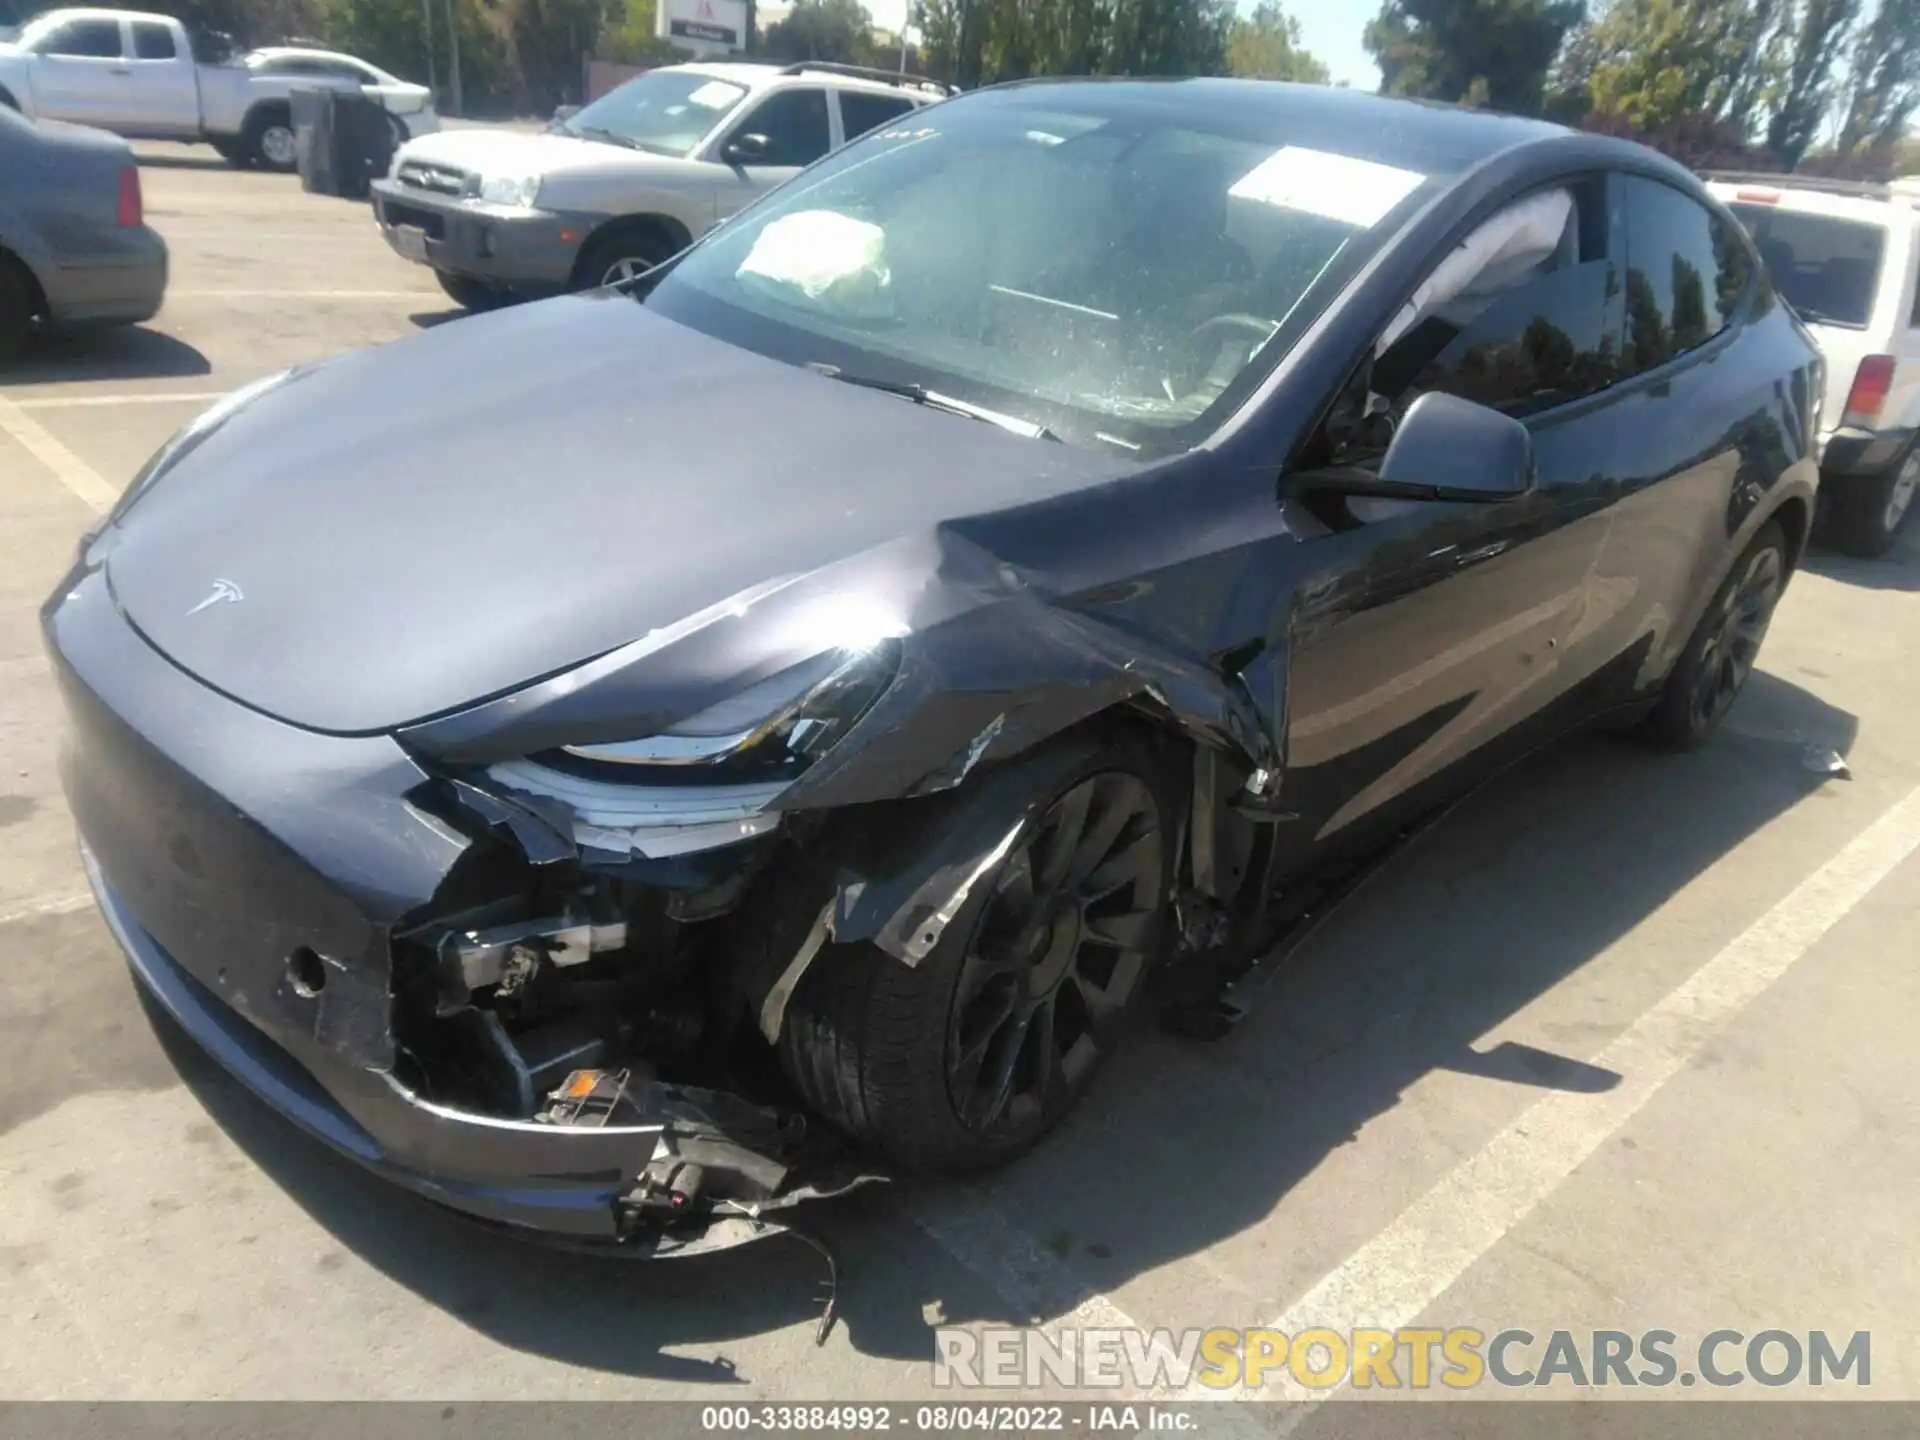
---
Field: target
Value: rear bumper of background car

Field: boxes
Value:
[370,180,595,291]
[44,227,168,328]
[44,561,843,1249]
[1819,424,1915,478]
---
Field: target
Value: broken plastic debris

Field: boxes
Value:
[540,1068,632,1127]
[1799,744,1851,779]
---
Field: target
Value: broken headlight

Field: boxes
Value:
[560,642,899,777]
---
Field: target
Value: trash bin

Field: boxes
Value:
[332,91,400,200]
[291,87,337,196]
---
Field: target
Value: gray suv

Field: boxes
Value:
[371,60,948,310]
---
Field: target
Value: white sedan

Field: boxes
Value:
[245,46,439,148]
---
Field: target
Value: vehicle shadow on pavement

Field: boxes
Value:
[14,327,211,385]
[134,153,243,173]
[148,669,1856,1384]
[1801,536,1920,592]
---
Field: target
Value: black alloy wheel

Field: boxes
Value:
[1688,540,1784,733]
[1647,521,1787,750]
[945,772,1163,1137]
[776,735,1174,1173]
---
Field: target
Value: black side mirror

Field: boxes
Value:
[1375,392,1535,501]
[722,132,771,165]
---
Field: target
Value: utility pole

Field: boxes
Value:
[421,0,437,96]
[443,0,464,118]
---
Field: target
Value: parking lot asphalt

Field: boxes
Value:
[3,140,1920,1413]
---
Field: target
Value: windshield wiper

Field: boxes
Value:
[574,125,640,151]
[812,365,1061,442]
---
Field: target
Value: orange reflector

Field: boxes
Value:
[561,1070,602,1099]
[559,228,580,243]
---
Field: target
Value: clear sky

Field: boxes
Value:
[863,0,1383,90]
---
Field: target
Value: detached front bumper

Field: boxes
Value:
[370,180,597,291]
[45,564,855,1249]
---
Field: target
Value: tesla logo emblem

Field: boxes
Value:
[187,578,244,616]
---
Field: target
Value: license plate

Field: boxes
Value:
[392,225,429,262]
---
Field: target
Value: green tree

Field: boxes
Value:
[1762,0,1861,165]
[597,0,685,64]
[1572,0,1787,131]
[318,0,516,107]
[916,0,1233,88]
[763,0,879,63]
[1670,252,1708,351]
[1226,1,1330,82]
[1833,0,1920,154]
[496,0,615,111]
[1364,0,1584,116]
[1623,266,1670,371]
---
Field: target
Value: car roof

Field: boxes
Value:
[963,78,1575,178]
[25,6,161,22]
[251,47,372,66]
[669,60,937,100]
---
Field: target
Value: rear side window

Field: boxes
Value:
[132,22,175,60]
[36,18,122,57]
[1621,176,1749,372]
[1728,203,1887,331]
[839,90,914,142]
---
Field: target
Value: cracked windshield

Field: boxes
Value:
[646,88,1433,456]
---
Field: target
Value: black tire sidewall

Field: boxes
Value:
[1822,454,1917,559]
[0,256,34,364]
[246,109,295,171]
[434,270,508,311]
[1648,521,1787,750]
[795,732,1179,1174]
[572,225,676,291]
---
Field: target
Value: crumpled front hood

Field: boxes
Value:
[103,295,1133,735]
[396,126,689,181]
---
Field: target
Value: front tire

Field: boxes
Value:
[1821,450,1919,559]
[1645,521,1787,751]
[780,736,1175,1173]
[0,253,36,365]
[434,270,512,311]
[571,223,680,291]
[211,137,250,167]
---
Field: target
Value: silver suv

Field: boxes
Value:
[372,61,948,310]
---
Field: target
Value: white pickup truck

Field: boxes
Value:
[0,8,436,170]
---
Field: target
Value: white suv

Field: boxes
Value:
[372,61,948,311]
[1710,173,1920,556]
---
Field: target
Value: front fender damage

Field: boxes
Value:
[388,521,1284,1257]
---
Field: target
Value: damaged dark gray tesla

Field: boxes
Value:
[46,79,1823,1251]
